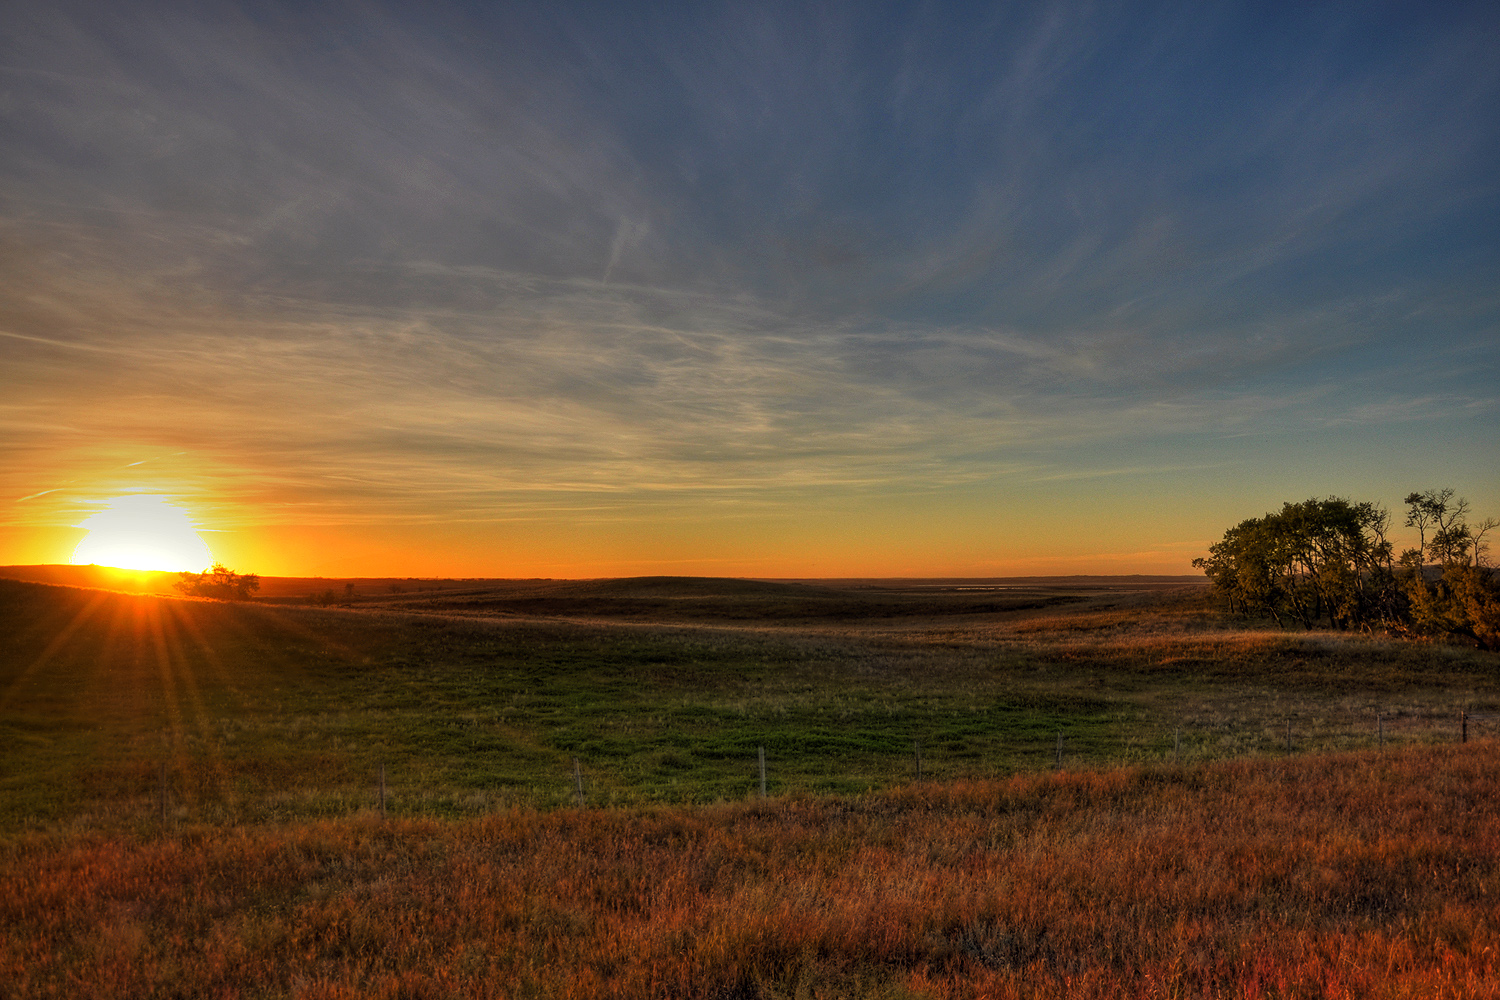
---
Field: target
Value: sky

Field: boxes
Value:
[1,0,1496,578]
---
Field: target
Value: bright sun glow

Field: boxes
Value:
[71,495,215,572]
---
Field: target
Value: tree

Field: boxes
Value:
[175,563,260,601]
[1193,496,1395,631]
[1403,489,1472,566]
[1197,489,1498,649]
[1396,490,1500,649]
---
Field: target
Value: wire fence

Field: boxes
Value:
[129,708,1498,826]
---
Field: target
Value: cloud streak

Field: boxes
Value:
[1,0,1496,569]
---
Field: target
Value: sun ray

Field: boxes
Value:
[106,597,163,727]
[164,597,272,711]
[141,601,185,740]
[154,601,225,775]
[86,592,225,819]
[0,589,110,711]
[162,601,241,813]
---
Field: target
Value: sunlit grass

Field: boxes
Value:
[2,743,1497,998]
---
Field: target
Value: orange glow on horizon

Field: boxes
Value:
[193,517,1212,581]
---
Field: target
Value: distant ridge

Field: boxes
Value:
[0,563,181,593]
[0,564,1206,599]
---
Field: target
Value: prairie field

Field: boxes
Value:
[1,572,1498,997]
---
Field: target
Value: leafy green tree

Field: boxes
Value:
[175,563,260,601]
[1194,497,1395,631]
[1193,518,1281,620]
[1199,489,1498,649]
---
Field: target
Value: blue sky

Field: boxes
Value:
[1,0,1496,575]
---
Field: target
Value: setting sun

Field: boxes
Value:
[70,496,214,573]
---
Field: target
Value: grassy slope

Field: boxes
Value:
[2,577,1497,830]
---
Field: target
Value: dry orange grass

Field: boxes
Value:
[4,741,1497,999]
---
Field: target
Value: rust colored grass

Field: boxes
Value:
[4,742,1498,999]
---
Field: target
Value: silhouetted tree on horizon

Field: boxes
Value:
[175,564,260,601]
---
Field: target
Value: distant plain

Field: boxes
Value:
[2,569,1493,830]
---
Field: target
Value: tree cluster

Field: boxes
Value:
[1194,489,1499,650]
[175,563,260,601]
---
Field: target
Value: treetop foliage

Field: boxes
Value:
[174,563,260,601]
[1195,490,1499,650]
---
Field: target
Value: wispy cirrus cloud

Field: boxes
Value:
[1,0,1496,567]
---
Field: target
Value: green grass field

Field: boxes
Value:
[2,574,1496,833]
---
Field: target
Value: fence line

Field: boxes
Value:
[128,711,1492,826]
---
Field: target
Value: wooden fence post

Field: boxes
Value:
[1285,720,1292,754]
[1462,708,1468,744]
[1055,731,1063,769]
[914,740,923,782]
[573,756,586,807]
[758,746,766,799]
